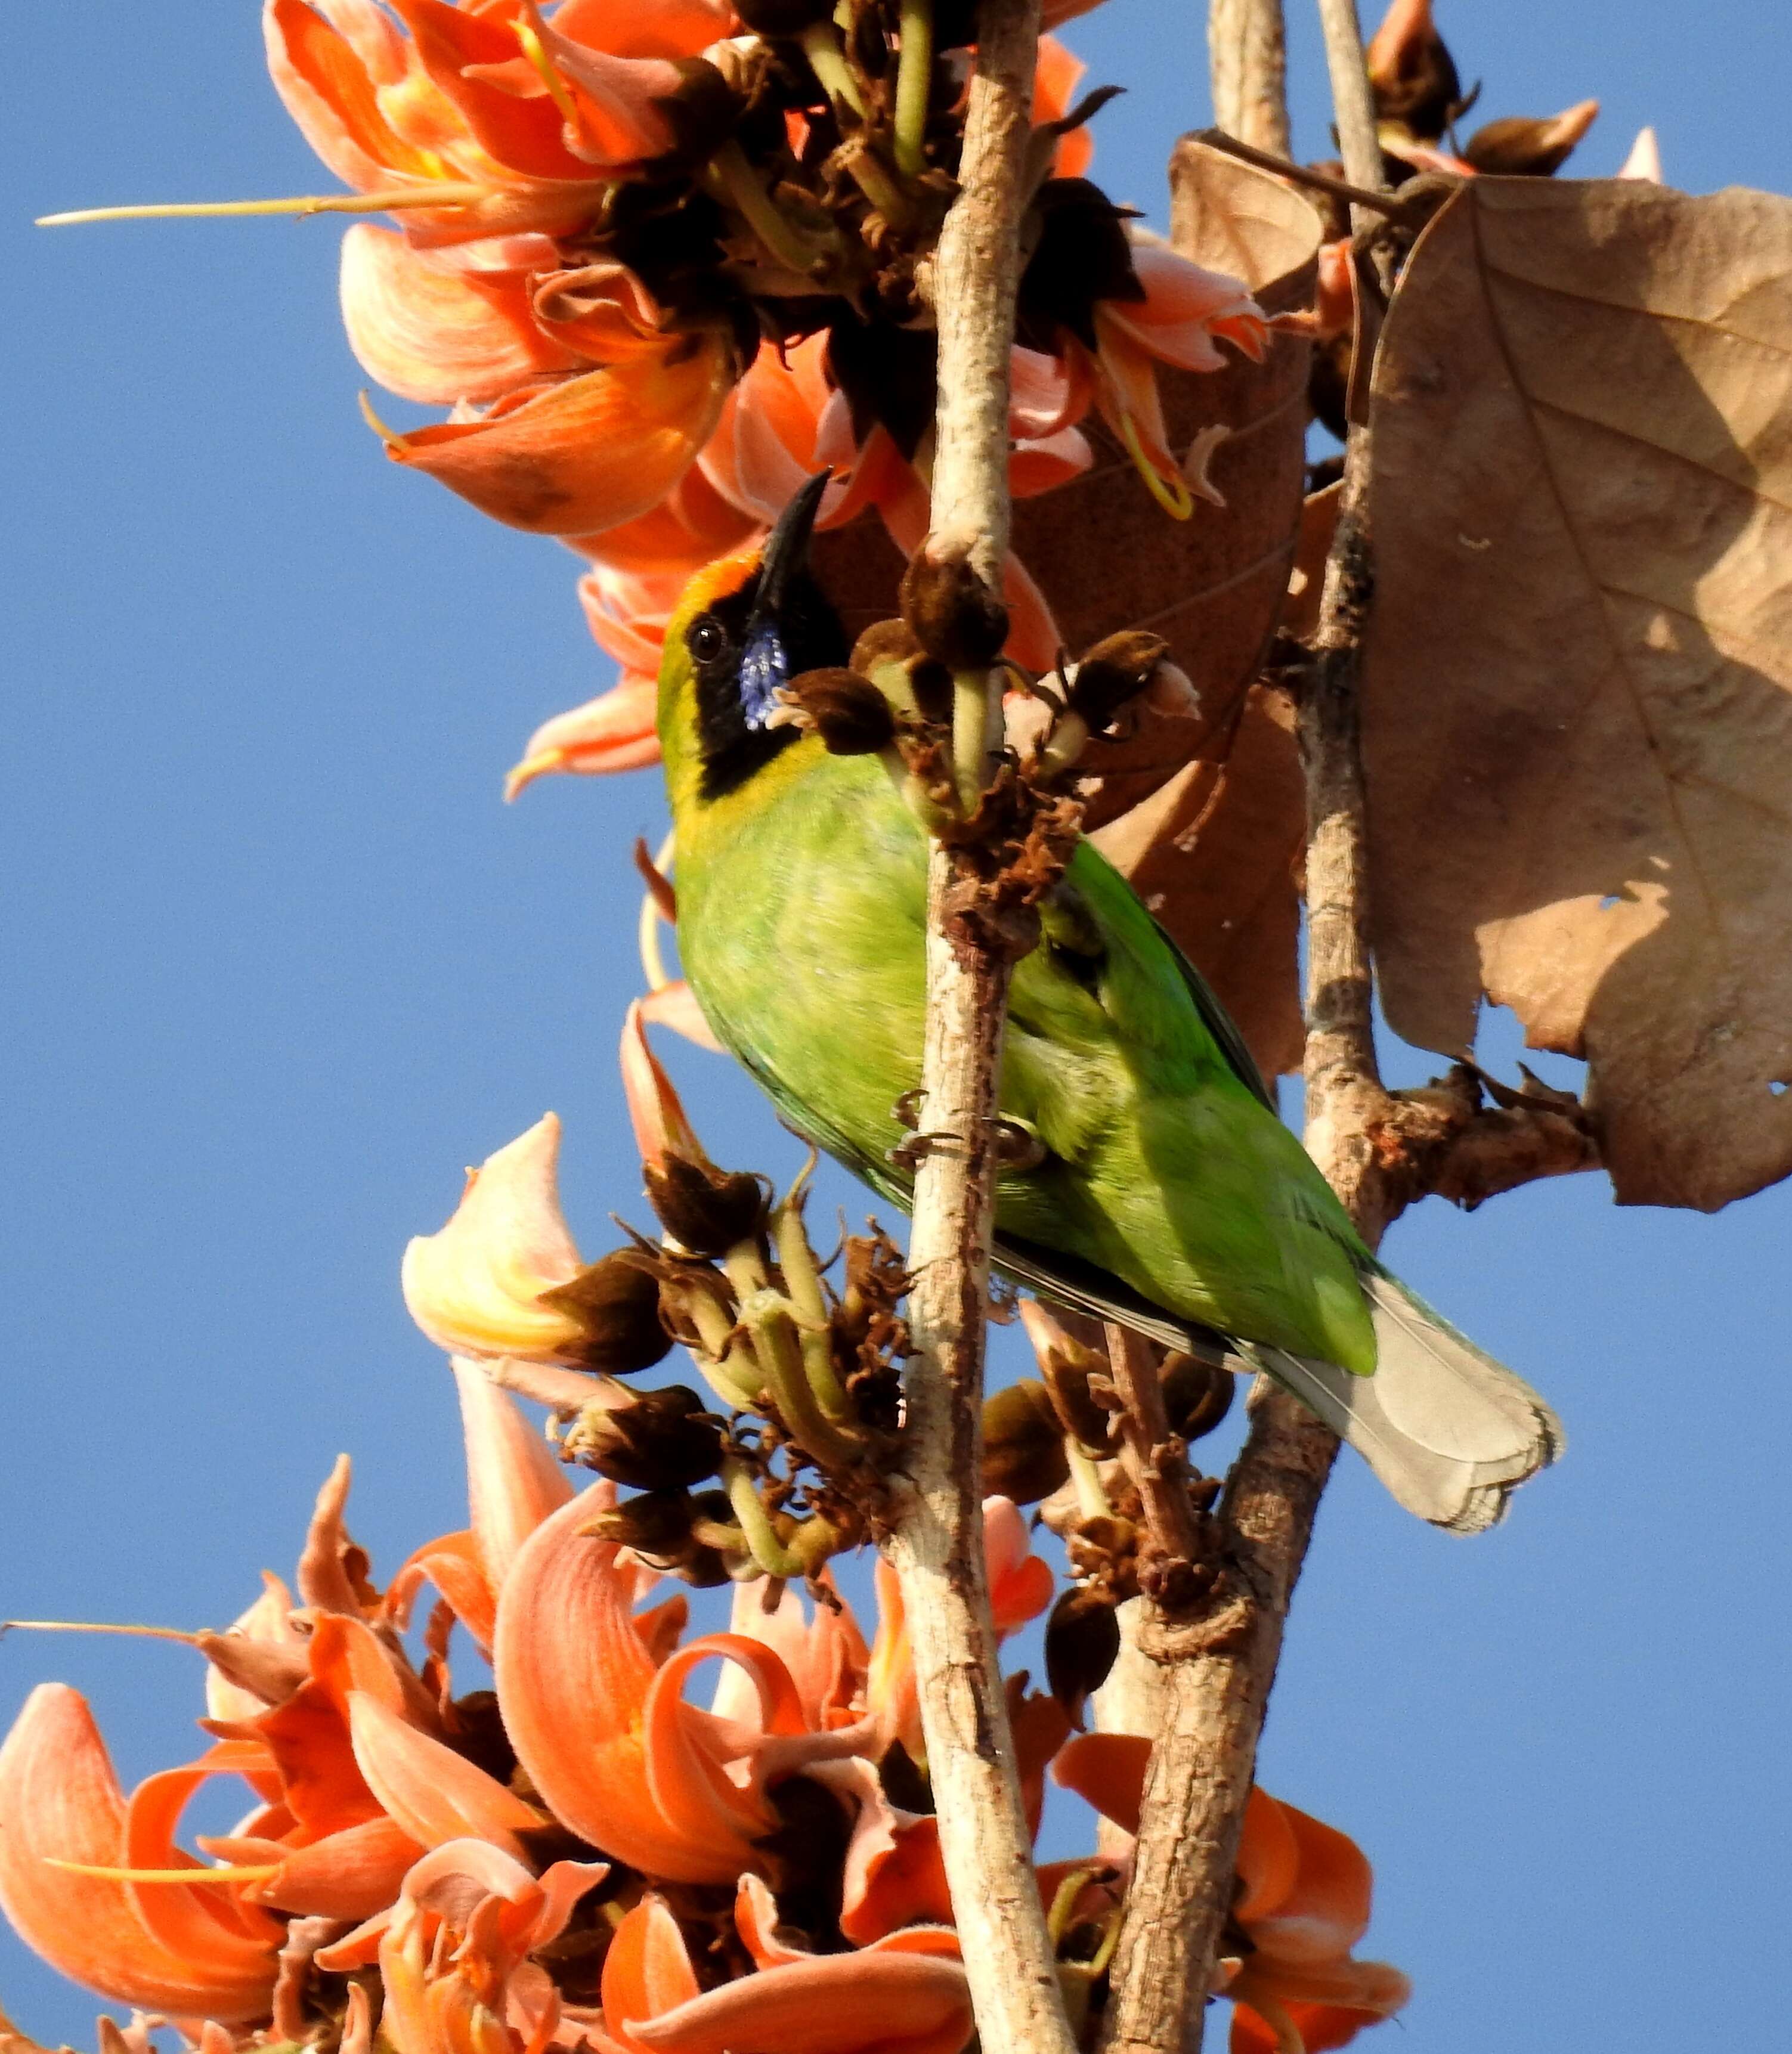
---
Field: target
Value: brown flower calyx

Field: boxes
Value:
[1044,1584,1123,1728]
[981,1380,1072,1505]
[899,546,1010,671]
[645,1154,771,1258]
[537,1248,676,1376]
[770,667,899,754]
[562,1381,725,1492]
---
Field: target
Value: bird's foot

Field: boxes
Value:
[992,1116,1047,1172]
[891,1088,926,1131]
[887,1130,962,1173]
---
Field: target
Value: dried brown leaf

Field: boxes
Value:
[1362,177,1792,1208]
[1092,683,1306,1080]
[1283,479,1344,643]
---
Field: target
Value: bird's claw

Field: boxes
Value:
[888,1130,962,1173]
[892,1088,926,1131]
[994,1117,1047,1172]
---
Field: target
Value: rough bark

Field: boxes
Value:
[1208,0,1292,157]
[881,9,1078,2054]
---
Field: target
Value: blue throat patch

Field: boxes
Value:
[739,621,790,730]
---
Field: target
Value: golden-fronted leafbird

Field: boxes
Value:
[656,479,1563,1532]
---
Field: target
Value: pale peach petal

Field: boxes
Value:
[341,225,582,403]
[382,339,732,537]
[982,1497,1054,1636]
[620,1001,708,1171]
[532,262,670,362]
[576,563,688,671]
[238,1814,425,1922]
[1617,125,1662,181]
[639,979,724,1055]
[347,1691,544,1857]
[401,1113,592,1365]
[821,1761,952,1946]
[205,1574,305,1726]
[454,1358,577,1590]
[527,18,681,168]
[1008,425,1094,500]
[0,1686,277,2021]
[296,1452,365,1617]
[506,676,663,798]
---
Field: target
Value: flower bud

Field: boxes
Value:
[982,1381,1071,1504]
[1160,1352,1236,1443]
[646,1156,770,1258]
[537,1250,673,1376]
[1017,1300,1112,1448]
[1365,0,1464,144]
[899,546,1009,670]
[564,1383,724,1491]
[771,667,899,755]
[1045,1584,1122,1728]
[1064,630,1177,732]
[1463,102,1599,178]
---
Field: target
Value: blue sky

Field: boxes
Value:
[3,5,1788,2049]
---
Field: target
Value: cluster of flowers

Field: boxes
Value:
[0,1019,1409,2054]
[255,0,1271,793]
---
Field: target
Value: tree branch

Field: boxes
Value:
[881,8,1078,2054]
[1208,0,1292,158]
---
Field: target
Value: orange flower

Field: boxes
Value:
[601,1881,973,2054]
[315,1838,611,2054]
[265,0,695,247]
[401,1111,598,1365]
[1052,1738,1409,2054]
[0,1685,281,2021]
[491,1488,874,1884]
[1069,242,1268,515]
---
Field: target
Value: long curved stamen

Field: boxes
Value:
[45,1860,283,1888]
[1118,411,1195,520]
[37,184,497,228]
[516,18,584,131]
[1,1620,201,1646]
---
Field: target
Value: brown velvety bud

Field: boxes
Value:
[781,668,898,754]
[645,1154,769,1257]
[537,1250,673,1375]
[654,60,744,166]
[1160,1352,1236,1443]
[899,548,1008,670]
[1464,103,1599,178]
[982,1381,1070,1504]
[1037,1336,1113,1449]
[583,1486,697,1556]
[1066,630,1174,732]
[851,619,924,676]
[566,1384,723,1491]
[1045,1585,1122,1728]
[1366,2,1464,143]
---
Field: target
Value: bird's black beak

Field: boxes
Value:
[748,470,831,634]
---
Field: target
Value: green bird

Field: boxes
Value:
[655,477,1562,1532]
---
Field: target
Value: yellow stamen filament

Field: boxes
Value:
[358,390,405,448]
[37,184,498,228]
[503,747,570,802]
[46,1860,281,1888]
[1119,412,1195,520]
[1,1620,200,1646]
[515,20,583,131]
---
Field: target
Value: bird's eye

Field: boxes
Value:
[687,616,728,663]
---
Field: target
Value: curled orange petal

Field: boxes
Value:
[347,1690,544,1857]
[341,225,581,403]
[380,338,731,537]
[0,1686,277,2020]
[624,1945,974,2054]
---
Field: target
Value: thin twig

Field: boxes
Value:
[1102,1322,1204,1568]
[1208,0,1292,157]
[880,7,1078,2054]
